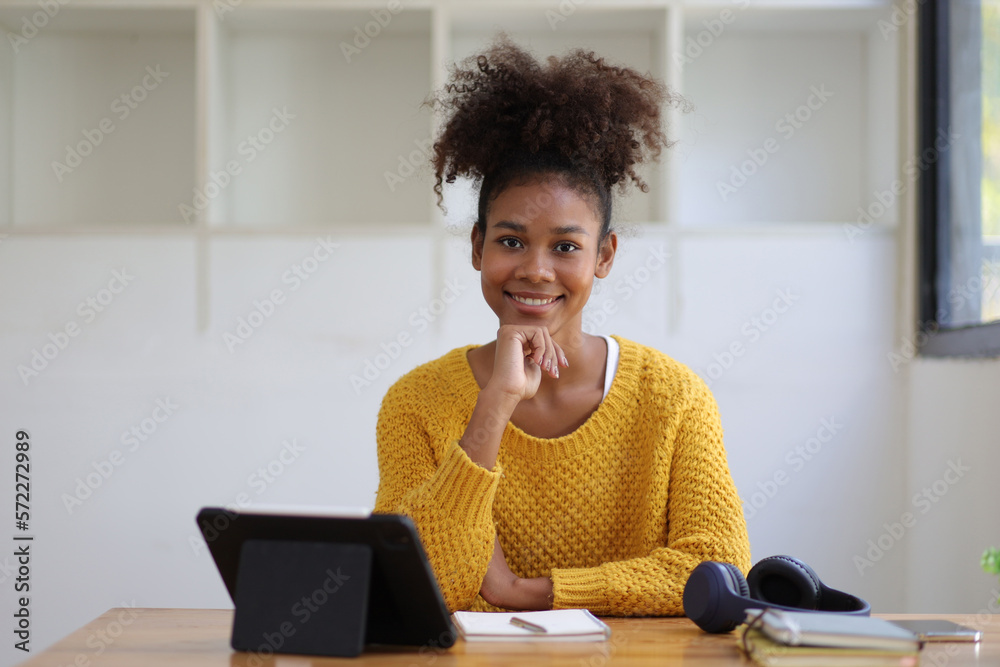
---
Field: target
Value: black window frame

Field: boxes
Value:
[918,0,1000,357]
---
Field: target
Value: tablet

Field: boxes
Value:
[196,506,456,656]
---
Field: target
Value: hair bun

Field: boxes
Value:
[424,32,683,218]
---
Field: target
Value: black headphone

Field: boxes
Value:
[683,555,871,633]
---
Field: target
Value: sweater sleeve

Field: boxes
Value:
[548,373,751,616]
[372,376,501,612]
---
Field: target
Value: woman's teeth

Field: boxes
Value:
[511,295,557,306]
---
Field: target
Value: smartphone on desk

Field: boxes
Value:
[888,620,981,642]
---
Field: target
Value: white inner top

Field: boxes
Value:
[600,335,620,400]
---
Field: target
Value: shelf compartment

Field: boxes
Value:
[0,6,197,226]
[205,6,434,227]
[676,5,898,225]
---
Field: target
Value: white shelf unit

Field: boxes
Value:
[0,0,898,328]
[0,0,898,232]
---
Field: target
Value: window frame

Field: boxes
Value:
[918,0,1000,357]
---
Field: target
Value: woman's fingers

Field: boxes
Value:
[553,339,568,369]
[524,327,560,379]
[540,328,560,378]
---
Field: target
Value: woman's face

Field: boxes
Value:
[471,177,616,341]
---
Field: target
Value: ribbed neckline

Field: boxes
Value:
[446,334,636,462]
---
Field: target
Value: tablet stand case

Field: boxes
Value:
[231,539,373,658]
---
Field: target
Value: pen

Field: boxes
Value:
[510,616,547,633]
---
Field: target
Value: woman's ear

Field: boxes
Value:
[595,231,618,279]
[471,223,484,271]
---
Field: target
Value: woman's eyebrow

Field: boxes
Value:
[553,224,589,236]
[493,220,527,232]
[493,220,590,236]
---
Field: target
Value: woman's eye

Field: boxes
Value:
[555,242,578,253]
[499,237,522,249]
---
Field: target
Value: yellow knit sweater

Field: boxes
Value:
[373,335,751,616]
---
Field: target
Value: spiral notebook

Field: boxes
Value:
[452,610,611,642]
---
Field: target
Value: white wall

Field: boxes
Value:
[904,360,1000,616]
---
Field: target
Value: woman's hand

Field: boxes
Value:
[488,325,568,402]
[480,537,554,610]
[459,325,567,469]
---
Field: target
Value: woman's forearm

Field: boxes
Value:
[511,577,554,610]
[459,386,519,469]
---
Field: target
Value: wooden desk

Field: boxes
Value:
[17,608,1000,666]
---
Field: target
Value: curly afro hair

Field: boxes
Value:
[424,32,680,239]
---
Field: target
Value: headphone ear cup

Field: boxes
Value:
[747,555,822,610]
[720,562,750,598]
[683,561,752,634]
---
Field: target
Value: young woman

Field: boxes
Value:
[374,35,750,616]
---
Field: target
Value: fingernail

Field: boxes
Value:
[561,355,569,367]
[545,359,551,371]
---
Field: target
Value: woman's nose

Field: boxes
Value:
[515,250,554,282]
